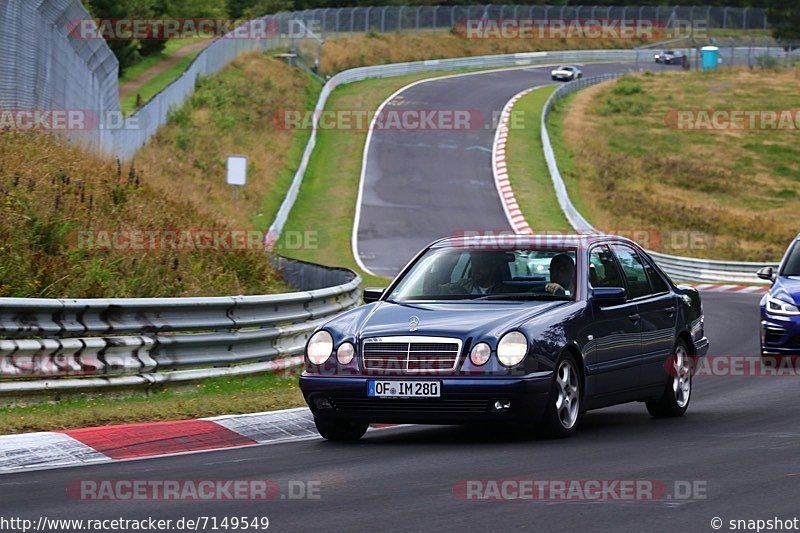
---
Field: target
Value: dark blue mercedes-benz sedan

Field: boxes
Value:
[758,234,800,357]
[300,234,709,439]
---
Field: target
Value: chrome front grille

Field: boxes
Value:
[362,336,462,373]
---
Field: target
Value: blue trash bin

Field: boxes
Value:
[701,46,719,71]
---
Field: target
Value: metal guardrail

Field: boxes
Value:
[0,259,361,394]
[539,73,780,284]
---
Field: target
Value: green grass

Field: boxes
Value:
[546,92,594,220]
[504,85,571,232]
[254,78,323,232]
[0,370,304,435]
[546,68,800,261]
[119,39,201,84]
[121,44,206,115]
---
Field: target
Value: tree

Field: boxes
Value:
[766,0,800,50]
[86,0,139,74]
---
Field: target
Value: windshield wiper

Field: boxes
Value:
[473,292,573,301]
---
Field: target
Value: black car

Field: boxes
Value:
[654,50,687,65]
[300,235,709,440]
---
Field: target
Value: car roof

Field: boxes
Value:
[430,233,639,250]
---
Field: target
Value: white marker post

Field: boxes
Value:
[227,155,248,203]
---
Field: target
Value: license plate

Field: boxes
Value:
[368,380,441,398]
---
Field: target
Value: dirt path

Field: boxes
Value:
[119,40,210,99]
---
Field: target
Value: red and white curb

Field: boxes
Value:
[0,407,396,474]
[492,86,540,235]
[690,284,767,294]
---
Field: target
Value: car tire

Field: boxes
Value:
[314,417,369,441]
[646,339,692,418]
[541,354,582,438]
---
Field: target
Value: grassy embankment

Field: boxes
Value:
[546,68,800,261]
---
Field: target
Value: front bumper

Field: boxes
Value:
[694,336,710,358]
[761,312,800,356]
[300,372,553,425]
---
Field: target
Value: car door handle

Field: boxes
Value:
[664,306,676,315]
[628,313,640,323]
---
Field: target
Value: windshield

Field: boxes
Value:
[781,242,800,276]
[388,248,578,301]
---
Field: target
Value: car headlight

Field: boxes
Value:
[336,342,355,365]
[307,330,334,364]
[470,342,491,366]
[767,295,800,316]
[496,331,528,367]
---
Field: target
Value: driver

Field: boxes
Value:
[443,252,512,295]
[545,254,576,296]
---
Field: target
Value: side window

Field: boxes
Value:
[588,246,624,288]
[644,260,670,294]
[610,245,652,299]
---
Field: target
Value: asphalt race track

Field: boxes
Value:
[355,61,663,276]
[0,292,785,533]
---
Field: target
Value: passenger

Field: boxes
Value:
[545,254,576,296]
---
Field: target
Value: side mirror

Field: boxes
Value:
[592,287,627,307]
[756,267,775,282]
[363,287,386,304]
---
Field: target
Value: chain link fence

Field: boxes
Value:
[0,2,774,160]
[289,5,769,36]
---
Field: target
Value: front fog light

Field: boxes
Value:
[337,342,355,365]
[492,400,511,411]
[470,342,491,366]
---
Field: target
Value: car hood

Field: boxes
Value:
[351,300,567,341]
[772,276,800,305]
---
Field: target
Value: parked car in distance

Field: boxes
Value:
[758,234,800,357]
[551,65,583,81]
[300,234,709,441]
